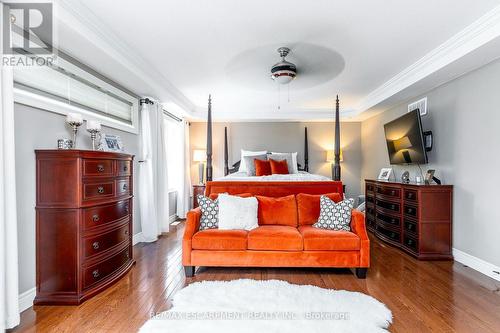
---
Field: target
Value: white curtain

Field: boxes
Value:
[177,120,192,217]
[0,67,20,329]
[157,109,169,233]
[138,102,159,242]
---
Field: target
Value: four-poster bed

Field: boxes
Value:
[203,95,343,197]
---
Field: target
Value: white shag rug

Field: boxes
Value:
[140,279,392,333]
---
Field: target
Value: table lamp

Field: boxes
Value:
[193,149,207,184]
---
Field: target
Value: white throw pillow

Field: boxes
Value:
[218,194,259,231]
[271,152,298,173]
[238,149,268,172]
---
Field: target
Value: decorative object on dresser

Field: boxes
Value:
[35,150,134,305]
[365,179,453,260]
[86,120,102,150]
[192,184,206,208]
[377,168,392,181]
[65,112,83,148]
[98,134,124,152]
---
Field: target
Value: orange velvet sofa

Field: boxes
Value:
[183,193,370,278]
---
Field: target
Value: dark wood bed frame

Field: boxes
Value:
[205,95,341,181]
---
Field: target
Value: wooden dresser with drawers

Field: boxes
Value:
[35,150,134,304]
[365,179,453,260]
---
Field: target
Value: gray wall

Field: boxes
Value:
[361,58,500,267]
[190,121,363,198]
[14,103,141,294]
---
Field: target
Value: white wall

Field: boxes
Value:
[14,103,142,295]
[361,58,500,269]
[190,121,363,198]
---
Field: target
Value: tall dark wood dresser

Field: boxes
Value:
[365,179,453,260]
[35,150,135,305]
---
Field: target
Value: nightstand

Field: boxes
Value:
[192,184,206,208]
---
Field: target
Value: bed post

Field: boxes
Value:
[206,95,213,181]
[224,126,229,176]
[304,127,309,172]
[333,95,341,181]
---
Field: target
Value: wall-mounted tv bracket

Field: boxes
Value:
[423,131,433,152]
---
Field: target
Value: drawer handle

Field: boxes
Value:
[92,241,100,250]
[123,165,128,171]
[390,232,396,238]
[92,214,100,222]
[125,205,130,214]
[407,208,413,214]
[407,239,414,246]
[390,204,396,210]
[126,252,130,259]
[97,164,105,172]
[391,218,396,223]
[122,184,128,191]
[97,186,104,194]
[92,269,100,279]
[125,230,129,235]
[408,192,413,199]
[391,190,395,195]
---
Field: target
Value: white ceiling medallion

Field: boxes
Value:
[270,47,297,84]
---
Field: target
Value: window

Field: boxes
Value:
[13,55,139,133]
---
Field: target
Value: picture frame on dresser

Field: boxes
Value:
[35,149,134,305]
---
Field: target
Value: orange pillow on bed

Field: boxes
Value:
[254,159,272,176]
[256,195,297,226]
[296,192,343,225]
[269,159,289,174]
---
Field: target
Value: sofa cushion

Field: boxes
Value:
[256,195,298,226]
[192,229,248,250]
[296,193,343,226]
[299,225,360,251]
[248,226,303,251]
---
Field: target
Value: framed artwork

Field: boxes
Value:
[378,168,392,181]
[98,134,125,152]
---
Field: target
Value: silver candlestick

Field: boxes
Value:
[66,113,83,149]
[67,121,82,148]
[87,128,101,150]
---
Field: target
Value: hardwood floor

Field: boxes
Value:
[10,223,500,333]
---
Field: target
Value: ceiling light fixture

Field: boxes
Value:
[270,47,296,84]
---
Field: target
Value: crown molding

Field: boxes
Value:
[57,0,196,115]
[354,5,500,115]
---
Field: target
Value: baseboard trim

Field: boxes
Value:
[453,248,500,282]
[132,232,144,245]
[18,287,36,313]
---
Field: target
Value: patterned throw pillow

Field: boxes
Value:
[197,195,219,230]
[313,196,354,231]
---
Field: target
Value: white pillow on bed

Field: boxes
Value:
[238,149,268,173]
[271,152,299,174]
[218,194,259,231]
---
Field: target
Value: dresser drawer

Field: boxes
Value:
[403,236,418,252]
[376,211,400,226]
[375,224,400,242]
[83,223,130,259]
[116,178,131,197]
[366,183,375,192]
[117,160,131,176]
[376,199,400,213]
[83,181,115,201]
[83,246,131,290]
[404,204,418,219]
[83,159,114,177]
[404,218,418,234]
[83,200,130,231]
[376,186,400,199]
[404,189,418,202]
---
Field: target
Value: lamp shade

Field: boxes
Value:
[326,149,343,162]
[193,149,206,162]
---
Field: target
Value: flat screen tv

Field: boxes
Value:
[384,110,428,164]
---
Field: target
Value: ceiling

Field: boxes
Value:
[57,0,500,121]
